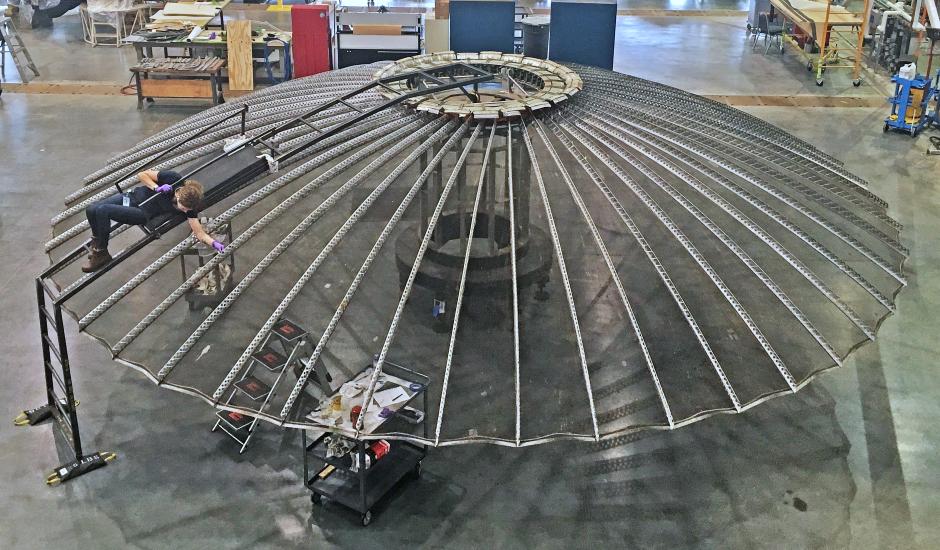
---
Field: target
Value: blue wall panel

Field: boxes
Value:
[548,2,617,69]
[450,1,516,54]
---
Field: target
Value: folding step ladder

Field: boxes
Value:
[0,15,39,89]
[213,318,333,453]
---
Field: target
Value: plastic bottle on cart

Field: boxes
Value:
[899,63,917,81]
[349,440,391,472]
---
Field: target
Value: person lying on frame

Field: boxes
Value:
[82,169,225,273]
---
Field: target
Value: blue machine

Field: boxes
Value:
[884,70,940,137]
[450,0,516,54]
[549,0,617,70]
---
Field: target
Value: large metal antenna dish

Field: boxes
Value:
[39,54,904,453]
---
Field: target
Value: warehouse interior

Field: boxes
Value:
[1,1,939,548]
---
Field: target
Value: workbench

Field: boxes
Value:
[131,56,225,108]
[126,30,293,83]
[769,0,869,86]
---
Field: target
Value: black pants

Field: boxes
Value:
[85,194,148,249]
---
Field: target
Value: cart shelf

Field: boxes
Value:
[306,439,424,513]
[301,360,429,526]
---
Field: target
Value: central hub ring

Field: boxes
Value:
[373,52,583,120]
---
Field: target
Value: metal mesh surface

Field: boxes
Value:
[45,62,906,447]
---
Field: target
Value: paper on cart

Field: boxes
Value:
[373,387,409,408]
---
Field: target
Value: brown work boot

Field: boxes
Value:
[81,247,112,273]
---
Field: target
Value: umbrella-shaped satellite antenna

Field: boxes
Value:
[26,53,904,485]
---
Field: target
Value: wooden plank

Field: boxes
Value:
[139,78,214,99]
[227,20,254,92]
[353,24,402,35]
[224,89,254,98]
[435,0,449,19]
[769,0,862,39]
[0,81,123,95]
[703,94,885,108]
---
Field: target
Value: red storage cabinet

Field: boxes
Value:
[291,5,332,77]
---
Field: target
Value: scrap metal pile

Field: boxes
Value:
[133,57,225,73]
[45,53,905,447]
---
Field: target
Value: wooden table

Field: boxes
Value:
[131,57,226,108]
[768,0,868,86]
[128,31,293,83]
[769,0,861,40]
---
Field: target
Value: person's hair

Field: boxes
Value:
[176,180,204,209]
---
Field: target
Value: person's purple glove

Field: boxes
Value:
[211,240,225,252]
[156,184,174,194]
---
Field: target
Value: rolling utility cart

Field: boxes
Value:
[884,70,940,137]
[302,361,429,526]
[179,219,234,311]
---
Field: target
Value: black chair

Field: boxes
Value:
[751,12,784,54]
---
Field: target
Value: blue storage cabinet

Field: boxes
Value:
[450,0,516,54]
[549,0,617,69]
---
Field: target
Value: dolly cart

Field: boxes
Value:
[302,360,429,526]
[884,70,940,137]
[179,219,234,311]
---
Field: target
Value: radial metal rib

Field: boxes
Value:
[507,120,523,445]
[276,122,471,421]
[159,118,450,382]
[590,110,894,316]
[524,122,601,440]
[598,102,906,286]
[118,118,437,357]
[432,122,496,443]
[533,119,675,428]
[63,79,384,208]
[354,124,484,434]
[593,109,905,302]
[527,117,742,412]
[573,108,876,340]
[80,114,414,330]
[562,115,840,370]
[50,92,385,232]
[49,105,396,259]
[550,115,798,394]
[602,79,891,211]
[49,106,396,261]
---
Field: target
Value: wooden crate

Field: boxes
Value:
[139,78,214,99]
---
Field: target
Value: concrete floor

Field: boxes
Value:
[1,7,940,550]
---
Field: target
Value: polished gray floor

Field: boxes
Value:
[1,9,939,550]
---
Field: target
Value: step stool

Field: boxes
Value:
[212,318,332,453]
